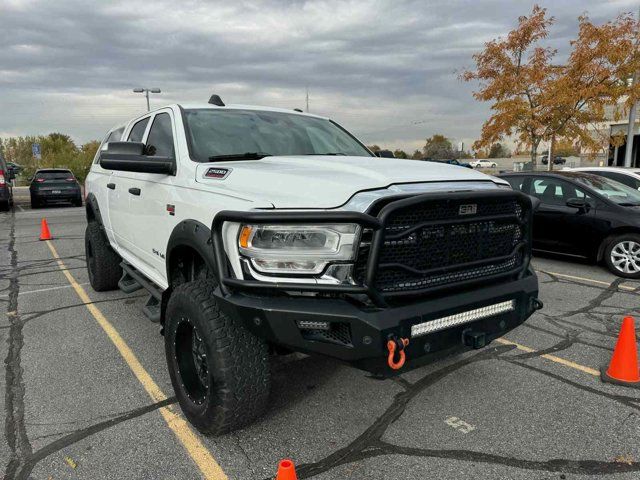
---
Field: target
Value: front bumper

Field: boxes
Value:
[215,271,539,375]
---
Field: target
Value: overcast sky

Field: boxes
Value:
[0,0,637,152]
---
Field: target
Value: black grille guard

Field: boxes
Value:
[211,190,534,308]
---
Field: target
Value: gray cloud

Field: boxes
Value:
[0,0,637,152]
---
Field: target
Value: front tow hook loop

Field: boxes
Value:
[531,297,544,311]
[387,336,410,370]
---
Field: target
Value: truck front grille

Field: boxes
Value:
[354,195,528,297]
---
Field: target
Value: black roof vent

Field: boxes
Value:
[293,108,303,112]
[208,94,225,106]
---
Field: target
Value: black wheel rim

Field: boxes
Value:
[174,318,209,404]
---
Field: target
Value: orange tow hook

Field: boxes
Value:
[387,337,410,370]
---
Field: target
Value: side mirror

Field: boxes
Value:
[99,141,175,175]
[566,197,590,211]
[375,150,395,158]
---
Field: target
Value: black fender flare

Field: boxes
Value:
[165,220,218,282]
[85,193,105,227]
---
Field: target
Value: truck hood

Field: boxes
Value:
[195,155,499,209]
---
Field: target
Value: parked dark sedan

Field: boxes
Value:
[0,154,15,211]
[30,169,82,208]
[500,171,640,278]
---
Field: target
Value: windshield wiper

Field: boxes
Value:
[208,152,272,161]
[618,202,640,207]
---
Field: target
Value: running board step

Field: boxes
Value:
[119,262,163,323]
[143,295,161,323]
[118,269,142,294]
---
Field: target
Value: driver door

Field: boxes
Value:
[528,177,596,257]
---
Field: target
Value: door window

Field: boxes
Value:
[146,113,175,157]
[531,178,590,206]
[128,118,150,142]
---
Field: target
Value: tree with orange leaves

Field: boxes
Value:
[462,5,640,167]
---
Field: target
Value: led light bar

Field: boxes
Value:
[411,300,516,337]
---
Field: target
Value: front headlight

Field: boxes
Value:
[238,224,359,275]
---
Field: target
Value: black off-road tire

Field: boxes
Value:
[73,197,83,207]
[0,200,8,212]
[30,197,39,209]
[604,234,640,279]
[165,279,270,435]
[85,221,122,291]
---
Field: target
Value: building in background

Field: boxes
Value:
[591,102,640,167]
[608,119,640,166]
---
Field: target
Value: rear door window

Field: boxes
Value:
[128,118,150,142]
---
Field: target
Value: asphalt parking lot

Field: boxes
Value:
[2,201,640,480]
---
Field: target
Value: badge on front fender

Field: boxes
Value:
[204,167,231,180]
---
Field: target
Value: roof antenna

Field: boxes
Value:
[208,94,225,107]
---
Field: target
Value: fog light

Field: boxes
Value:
[411,300,515,337]
[297,320,330,331]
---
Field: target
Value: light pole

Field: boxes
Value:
[133,87,161,111]
[623,5,640,168]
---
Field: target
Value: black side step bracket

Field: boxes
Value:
[119,262,162,323]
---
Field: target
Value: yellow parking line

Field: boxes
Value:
[538,270,636,291]
[45,241,227,480]
[495,338,600,376]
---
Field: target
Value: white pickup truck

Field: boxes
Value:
[84,95,541,434]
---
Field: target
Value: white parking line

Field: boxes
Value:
[46,241,227,480]
[495,338,600,376]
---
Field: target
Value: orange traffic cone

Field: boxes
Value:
[275,459,298,480]
[39,218,52,241]
[601,316,640,388]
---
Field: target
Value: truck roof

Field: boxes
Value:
[176,103,329,120]
[110,103,330,134]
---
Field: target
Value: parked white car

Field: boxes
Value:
[470,159,498,168]
[84,96,540,434]
[563,166,640,190]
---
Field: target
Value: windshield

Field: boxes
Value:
[575,174,640,205]
[183,109,372,162]
[36,171,73,180]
